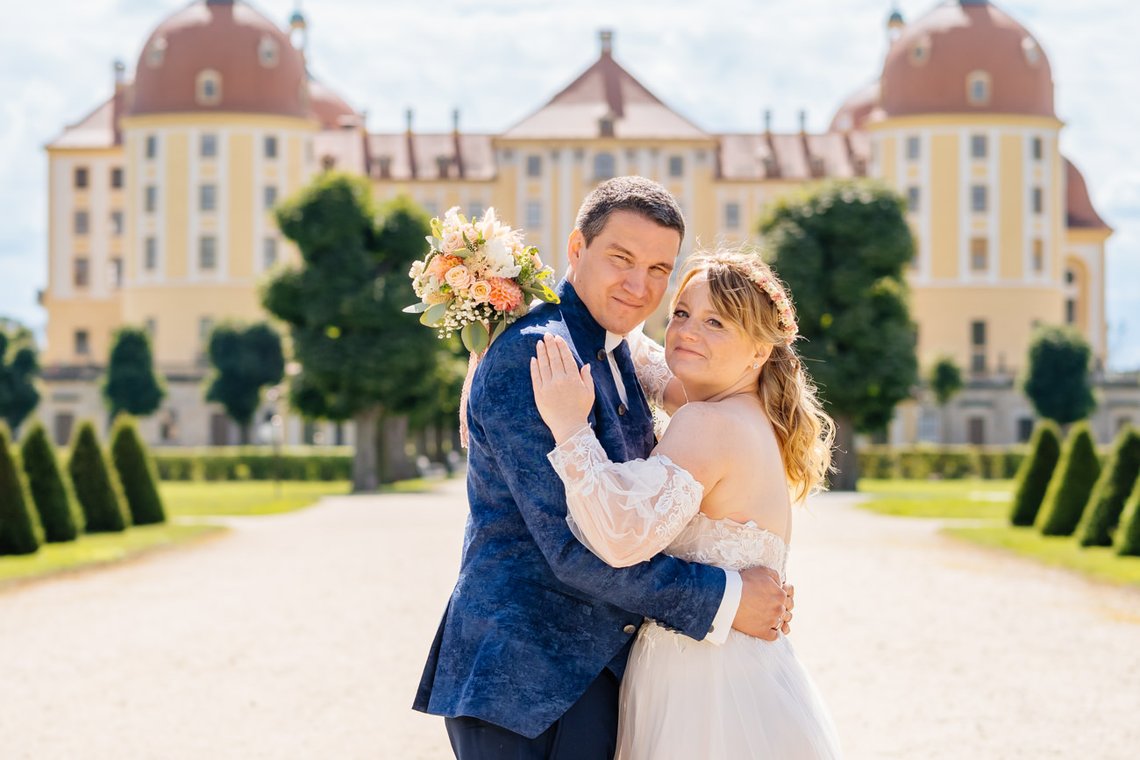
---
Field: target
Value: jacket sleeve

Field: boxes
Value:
[468,329,724,640]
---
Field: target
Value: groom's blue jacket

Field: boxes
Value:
[413,280,726,738]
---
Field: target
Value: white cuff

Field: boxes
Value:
[704,569,742,645]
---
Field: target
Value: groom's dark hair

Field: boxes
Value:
[574,176,685,247]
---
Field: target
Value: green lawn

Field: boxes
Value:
[857,478,1140,589]
[162,480,354,517]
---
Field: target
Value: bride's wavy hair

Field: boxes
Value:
[672,249,835,501]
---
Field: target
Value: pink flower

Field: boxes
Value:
[487,277,524,312]
[445,264,472,290]
[428,254,463,282]
[470,280,492,303]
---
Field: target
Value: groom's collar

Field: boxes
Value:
[555,279,608,353]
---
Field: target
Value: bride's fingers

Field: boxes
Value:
[547,334,570,378]
[554,335,576,378]
[535,338,552,384]
[529,357,542,390]
[580,363,594,397]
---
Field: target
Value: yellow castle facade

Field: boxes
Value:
[40,0,1135,447]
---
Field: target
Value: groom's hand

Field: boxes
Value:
[732,566,792,641]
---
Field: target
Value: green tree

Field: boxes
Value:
[20,420,84,542]
[110,415,167,525]
[1021,326,1096,426]
[1078,425,1140,547]
[205,322,285,444]
[264,173,440,490]
[759,180,918,490]
[1116,479,1140,557]
[1037,422,1101,536]
[1009,421,1062,527]
[68,420,131,533]
[103,328,166,420]
[929,355,964,444]
[0,319,41,436]
[0,423,44,555]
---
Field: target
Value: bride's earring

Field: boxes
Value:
[751,361,760,370]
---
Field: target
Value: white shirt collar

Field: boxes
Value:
[604,331,624,353]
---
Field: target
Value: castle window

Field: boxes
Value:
[526,200,542,229]
[145,185,157,213]
[593,152,615,181]
[109,258,123,289]
[145,237,158,271]
[1065,268,1075,285]
[200,184,217,212]
[111,167,123,189]
[526,155,543,178]
[74,167,88,189]
[668,156,684,178]
[970,320,987,374]
[1022,37,1041,66]
[263,237,278,269]
[74,257,89,288]
[110,211,124,236]
[1032,186,1044,215]
[966,71,991,106]
[75,330,90,356]
[145,135,157,160]
[74,210,89,236]
[1031,137,1043,161]
[200,133,217,158]
[970,134,987,159]
[970,185,988,213]
[264,135,278,159]
[199,236,217,271]
[906,186,920,213]
[264,186,278,210]
[1032,239,1044,273]
[905,136,920,161]
[1065,298,1076,325]
[258,36,279,68]
[196,70,222,107]
[970,238,989,272]
[724,202,740,230]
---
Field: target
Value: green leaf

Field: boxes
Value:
[461,321,490,353]
[420,301,449,327]
[402,302,430,314]
[491,319,508,342]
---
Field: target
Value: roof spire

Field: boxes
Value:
[599,29,613,56]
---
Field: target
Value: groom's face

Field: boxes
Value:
[567,210,681,335]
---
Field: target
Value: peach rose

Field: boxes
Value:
[445,264,472,291]
[428,254,463,282]
[487,277,524,312]
[470,280,492,304]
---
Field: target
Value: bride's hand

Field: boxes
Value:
[531,333,595,443]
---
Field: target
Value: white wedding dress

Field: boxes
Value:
[545,332,843,759]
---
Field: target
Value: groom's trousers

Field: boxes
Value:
[444,669,619,759]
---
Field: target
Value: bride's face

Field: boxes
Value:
[665,274,766,394]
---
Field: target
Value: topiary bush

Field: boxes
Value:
[20,420,84,542]
[0,424,44,555]
[1009,421,1062,527]
[68,420,131,533]
[152,447,352,482]
[1116,479,1140,557]
[110,415,166,525]
[1079,426,1140,547]
[1037,422,1101,536]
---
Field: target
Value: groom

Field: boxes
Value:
[414,176,792,758]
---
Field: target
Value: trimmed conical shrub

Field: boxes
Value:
[1079,426,1140,547]
[110,415,166,526]
[1116,479,1140,557]
[0,424,44,555]
[20,421,84,542]
[1010,421,1062,526]
[68,420,130,533]
[1037,423,1101,536]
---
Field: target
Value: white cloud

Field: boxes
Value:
[2,0,1137,368]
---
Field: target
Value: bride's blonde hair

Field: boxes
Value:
[673,249,835,501]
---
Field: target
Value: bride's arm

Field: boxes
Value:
[627,327,687,415]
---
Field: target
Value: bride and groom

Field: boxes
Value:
[413,176,842,758]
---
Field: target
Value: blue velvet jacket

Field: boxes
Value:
[413,281,726,738]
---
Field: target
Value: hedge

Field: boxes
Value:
[20,421,84,542]
[858,445,1027,481]
[151,447,352,482]
[1038,423,1101,537]
[68,420,131,533]
[0,424,44,555]
[110,416,167,526]
[1079,426,1140,547]
[1009,422,1063,527]
[1117,479,1140,557]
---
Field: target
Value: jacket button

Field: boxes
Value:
[617,403,627,416]
[623,624,637,634]
[597,349,607,361]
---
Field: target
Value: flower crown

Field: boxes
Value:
[750,273,798,345]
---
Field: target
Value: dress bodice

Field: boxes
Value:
[667,513,788,580]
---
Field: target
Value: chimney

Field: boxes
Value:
[763,109,772,135]
[452,108,460,134]
[599,29,614,56]
[405,108,414,133]
[798,109,807,134]
[113,59,126,87]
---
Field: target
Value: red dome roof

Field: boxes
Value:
[829,81,880,132]
[880,1,1054,118]
[130,0,308,119]
[309,78,359,129]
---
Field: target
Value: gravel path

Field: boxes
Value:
[1,479,1138,759]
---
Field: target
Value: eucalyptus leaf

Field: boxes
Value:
[461,321,490,354]
[421,301,449,327]
[491,319,508,341]
[403,302,430,314]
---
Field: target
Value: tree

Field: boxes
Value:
[68,420,131,533]
[0,423,44,555]
[929,355,964,444]
[205,322,285,444]
[759,180,918,490]
[1079,425,1140,547]
[103,328,166,420]
[110,415,167,525]
[0,319,41,436]
[264,173,441,490]
[1009,421,1062,527]
[20,420,84,542]
[1037,422,1101,536]
[1116,479,1140,557]
[1021,326,1096,426]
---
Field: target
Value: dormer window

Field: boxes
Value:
[966,71,991,106]
[196,70,222,106]
[258,36,279,68]
[1021,37,1041,66]
[598,116,615,138]
[147,37,167,68]
[909,35,931,66]
[377,156,392,179]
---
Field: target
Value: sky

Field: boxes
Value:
[2,0,1137,369]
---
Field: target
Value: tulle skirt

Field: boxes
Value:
[617,621,843,759]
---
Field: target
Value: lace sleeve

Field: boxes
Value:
[627,327,673,408]
[548,426,703,568]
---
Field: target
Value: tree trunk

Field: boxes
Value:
[239,422,251,446]
[831,415,859,492]
[352,406,380,493]
[377,412,417,484]
[432,422,447,463]
[940,404,949,444]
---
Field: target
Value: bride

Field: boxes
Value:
[530,249,843,759]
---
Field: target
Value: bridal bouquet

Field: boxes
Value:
[405,206,559,353]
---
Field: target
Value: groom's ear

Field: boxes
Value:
[567,229,585,268]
